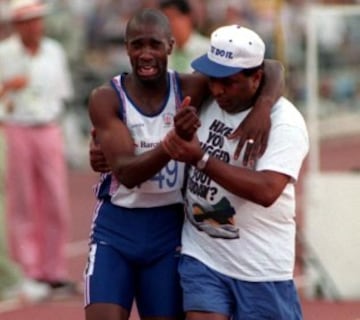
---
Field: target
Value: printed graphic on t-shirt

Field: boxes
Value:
[186,197,238,239]
[186,119,240,239]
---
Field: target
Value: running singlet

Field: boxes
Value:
[94,71,185,208]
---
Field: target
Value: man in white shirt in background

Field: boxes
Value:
[0,0,77,298]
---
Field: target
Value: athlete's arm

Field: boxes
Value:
[180,60,285,164]
[88,84,171,188]
[179,72,210,110]
[88,128,111,173]
[229,59,285,163]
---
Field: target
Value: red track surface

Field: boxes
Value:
[1,134,360,320]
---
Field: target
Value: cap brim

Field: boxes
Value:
[191,54,244,78]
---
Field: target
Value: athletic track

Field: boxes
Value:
[1,134,360,320]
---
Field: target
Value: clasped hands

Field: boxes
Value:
[162,100,203,166]
[162,96,266,167]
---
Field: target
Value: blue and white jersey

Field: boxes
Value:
[94,71,185,208]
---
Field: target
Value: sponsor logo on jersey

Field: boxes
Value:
[130,122,145,129]
[139,141,160,149]
[163,112,174,127]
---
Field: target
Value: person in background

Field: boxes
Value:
[162,25,309,320]
[0,2,18,299]
[0,0,77,296]
[0,0,51,303]
[159,0,210,73]
[85,7,285,320]
[0,92,50,302]
[0,68,50,304]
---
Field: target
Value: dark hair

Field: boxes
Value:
[159,0,191,15]
[125,8,172,41]
[241,62,264,77]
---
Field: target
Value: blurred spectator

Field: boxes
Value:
[280,0,307,102]
[0,0,77,296]
[317,12,347,69]
[247,0,281,60]
[159,0,210,73]
[0,9,21,299]
[0,121,24,302]
[43,0,87,66]
[187,0,207,31]
[207,0,255,29]
[0,102,50,303]
[223,0,254,26]
[0,0,51,303]
[0,0,12,40]
[83,0,144,79]
[280,0,306,66]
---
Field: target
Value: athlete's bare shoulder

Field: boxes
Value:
[88,82,120,126]
[178,72,210,109]
[90,82,116,104]
[89,82,118,112]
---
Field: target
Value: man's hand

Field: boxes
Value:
[4,75,28,91]
[227,99,271,166]
[1,76,28,100]
[174,96,201,141]
[89,129,111,173]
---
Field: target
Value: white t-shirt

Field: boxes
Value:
[0,34,73,125]
[182,97,309,281]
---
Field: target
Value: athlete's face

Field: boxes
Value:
[126,22,174,82]
[208,69,263,113]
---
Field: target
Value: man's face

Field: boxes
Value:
[208,70,263,113]
[14,17,44,47]
[126,22,174,82]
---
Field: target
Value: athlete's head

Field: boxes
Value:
[125,8,175,82]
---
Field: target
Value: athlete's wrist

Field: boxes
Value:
[161,131,173,157]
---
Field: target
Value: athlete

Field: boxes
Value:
[85,8,284,320]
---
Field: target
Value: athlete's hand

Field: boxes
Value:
[227,102,271,166]
[89,129,111,173]
[162,130,203,165]
[174,96,201,141]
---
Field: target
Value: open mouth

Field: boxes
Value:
[137,65,158,77]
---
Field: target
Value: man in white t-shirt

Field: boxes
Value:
[163,25,309,320]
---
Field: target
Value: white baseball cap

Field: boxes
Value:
[191,25,265,78]
[9,0,48,22]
